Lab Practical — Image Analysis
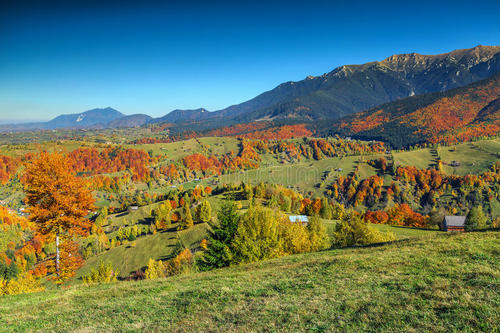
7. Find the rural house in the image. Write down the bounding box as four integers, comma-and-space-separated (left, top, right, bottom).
289, 215, 309, 224
127, 206, 139, 213
442, 216, 466, 232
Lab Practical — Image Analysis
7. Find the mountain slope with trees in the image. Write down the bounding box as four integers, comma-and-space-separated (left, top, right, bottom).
323, 73, 500, 147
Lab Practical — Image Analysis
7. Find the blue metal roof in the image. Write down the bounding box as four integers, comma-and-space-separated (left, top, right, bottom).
289, 215, 309, 223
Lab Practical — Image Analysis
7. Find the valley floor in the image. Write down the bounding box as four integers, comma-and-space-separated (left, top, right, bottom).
1, 232, 499, 332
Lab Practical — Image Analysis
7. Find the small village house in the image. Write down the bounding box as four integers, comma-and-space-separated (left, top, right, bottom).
127, 206, 139, 213
442, 216, 466, 232
289, 215, 309, 224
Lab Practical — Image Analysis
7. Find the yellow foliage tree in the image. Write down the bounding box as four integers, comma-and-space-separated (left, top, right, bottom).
23, 151, 95, 278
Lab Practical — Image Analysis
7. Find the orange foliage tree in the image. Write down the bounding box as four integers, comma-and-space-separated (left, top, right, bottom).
23, 151, 95, 280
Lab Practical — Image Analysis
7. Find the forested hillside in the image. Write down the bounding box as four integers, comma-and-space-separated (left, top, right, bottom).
325, 73, 500, 147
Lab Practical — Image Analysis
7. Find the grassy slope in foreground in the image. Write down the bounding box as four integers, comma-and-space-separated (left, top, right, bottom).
2, 232, 499, 332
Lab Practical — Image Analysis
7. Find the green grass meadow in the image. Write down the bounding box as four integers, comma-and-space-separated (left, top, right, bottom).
1, 232, 498, 332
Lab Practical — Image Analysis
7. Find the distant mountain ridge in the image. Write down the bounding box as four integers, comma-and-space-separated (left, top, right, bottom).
151, 108, 211, 124
1, 45, 499, 133
46, 107, 124, 128
0, 107, 125, 132
135, 45, 500, 124
0, 107, 209, 132
221, 45, 500, 122
108, 114, 152, 128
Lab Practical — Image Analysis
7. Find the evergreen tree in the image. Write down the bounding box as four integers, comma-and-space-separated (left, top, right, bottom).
465, 206, 488, 231
196, 200, 212, 223
153, 201, 172, 229
429, 207, 446, 230
178, 205, 194, 230
198, 202, 240, 271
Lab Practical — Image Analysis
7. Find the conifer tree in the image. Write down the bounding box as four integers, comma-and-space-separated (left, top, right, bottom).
178, 205, 194, 230
198, 202, 240, 270
196, 200, 212, 223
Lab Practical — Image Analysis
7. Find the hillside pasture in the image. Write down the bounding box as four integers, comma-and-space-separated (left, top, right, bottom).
438, 142, 498, 175
2, 232, 498, 332
77, 222, 209, 279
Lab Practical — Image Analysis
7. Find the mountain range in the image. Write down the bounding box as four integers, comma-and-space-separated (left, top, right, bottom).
216, 45, 500, 122
1, 45, 499, 135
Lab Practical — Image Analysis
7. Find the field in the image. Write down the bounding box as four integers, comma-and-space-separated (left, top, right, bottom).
77, 190, 248, 279
1, 232, 498, 332
438, 141, 499, 175
391, 139, 500, 176
76, 222, 209, 279
370, 224, 438, 239
211, 138, 499, 195
77, 203, 438, 279
126, 137, 241, 161
217, 154, 381, 195
393, 148, 435, 170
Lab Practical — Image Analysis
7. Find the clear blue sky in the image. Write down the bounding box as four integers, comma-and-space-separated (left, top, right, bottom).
1, 0, 499, 121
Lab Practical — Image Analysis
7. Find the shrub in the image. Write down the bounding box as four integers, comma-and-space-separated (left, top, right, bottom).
145, 249, 194, 279
233, 205, 285, 264
145, 258, 165, 280
332, 213, 395, 248
0, 273, 43, 296
465, 206, 488, 231
82, 261, 119, 285
165, 249, 194, 276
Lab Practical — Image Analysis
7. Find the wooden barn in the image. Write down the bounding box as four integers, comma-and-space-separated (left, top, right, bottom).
442, 216, 466, 232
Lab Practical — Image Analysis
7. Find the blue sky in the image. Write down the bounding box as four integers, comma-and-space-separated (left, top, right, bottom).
1, 0, 499, 121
